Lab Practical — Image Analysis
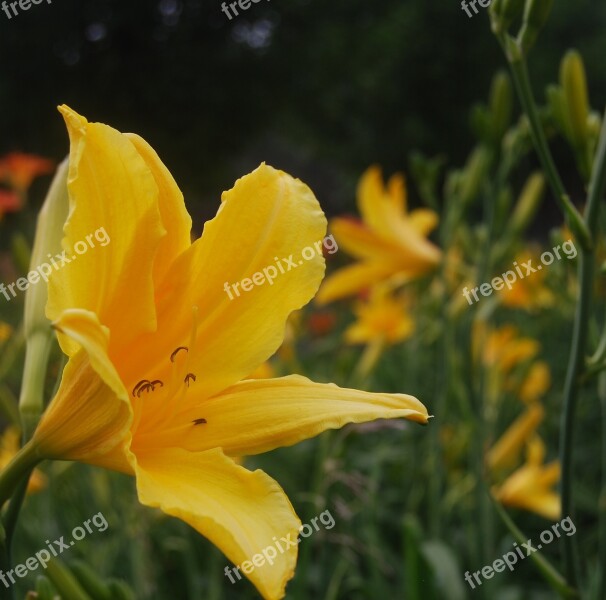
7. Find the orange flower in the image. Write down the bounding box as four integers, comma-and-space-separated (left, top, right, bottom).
0, 189, 22, 217
0, 152, 54, 193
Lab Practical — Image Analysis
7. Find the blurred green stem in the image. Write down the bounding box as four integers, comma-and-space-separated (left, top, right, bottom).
559, 105, 606, 586
0, 440, 41, 508
598, 371, 606, 600
502, 39, 590, 249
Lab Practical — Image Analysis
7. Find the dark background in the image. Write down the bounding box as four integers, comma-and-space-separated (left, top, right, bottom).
1, 0, 605, 224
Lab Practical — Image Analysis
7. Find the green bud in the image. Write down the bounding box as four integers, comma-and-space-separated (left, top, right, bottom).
546, 84, 573, 141
510, 172, 545, 234
19, 158, 68, 437
489, 71, 513, 140
490, 0, 525, 34
35, 575, 58, 600
459, 146, 492, 206
518, 0, 554, 53
71, 561, 113, 600
560, 50, 591, 150
45, 559, 94, 600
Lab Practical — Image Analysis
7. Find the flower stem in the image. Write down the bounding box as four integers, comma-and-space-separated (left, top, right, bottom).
559, 105, 606, 586
0, 440, 41, 508
505, 42, 591, 250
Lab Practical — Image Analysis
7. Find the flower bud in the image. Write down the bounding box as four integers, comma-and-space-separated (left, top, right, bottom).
560, 50, 590, 151
518, 0, 554, 53
490, 0, 525, 34
489, 71, 513, 140
510, 172, 545, 235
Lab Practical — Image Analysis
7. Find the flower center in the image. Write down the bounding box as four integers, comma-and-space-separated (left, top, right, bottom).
130, 306, 206, 435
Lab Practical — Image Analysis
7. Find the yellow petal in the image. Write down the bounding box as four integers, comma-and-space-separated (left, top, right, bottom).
486, 404, 544, 472
134, 447, 300, 600
122, 164, 327, 400
387, 172, 407, 213
408, 208, 439, 236
330, 217, 405, 260
125, 133, 192, 284
34, 309, 132, 468
134, 375, 429, 456
315, 261, 401, 305
47, 106, 165, 357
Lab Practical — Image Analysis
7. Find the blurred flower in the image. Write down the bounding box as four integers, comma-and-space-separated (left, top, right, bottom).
476, 323, 539, 375
0, 428, 46, 494
492, 435, 561, 520
518, 361, 551, 403
0, 152, 54, 194
316, 166, 441, 304
0, 321, 12, 343
498, 250, 554, 311
486, 403, 544, 472
345, 286, 414, 346
307, 310, 337, 337
32, 107, 429, 600
0, 189, 22, 218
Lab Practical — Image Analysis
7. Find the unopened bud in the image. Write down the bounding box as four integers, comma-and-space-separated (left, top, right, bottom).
489, 71, 513, 140
560, 50, 591, 150
490, 0, 525, 34
510, 172, 545, 234
518, 0, 555, 53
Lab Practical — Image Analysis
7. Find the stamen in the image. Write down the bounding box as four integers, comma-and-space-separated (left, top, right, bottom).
170, 347, 189, 363
133, 380, 151, 397
193, 418, 207, 425
150, 380, 164, 391
185, 373, 197, 387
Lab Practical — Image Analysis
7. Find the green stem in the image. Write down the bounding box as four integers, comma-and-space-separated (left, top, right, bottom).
559, 105, 606, 587
598, 372, 606, 600
505, 45, 590, 249
0, 441, 41, 508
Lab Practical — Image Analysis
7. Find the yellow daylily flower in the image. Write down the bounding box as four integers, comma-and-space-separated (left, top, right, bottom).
492, 436, 561, 520
0, 428, 46, 494
486, 403, 544, 472
31, 107, 429, 600
316, 166, 441, 304
481, 324, 539, 374
518, 361, 551, 404
344, 287, 414, 346
498, 251, 555, 311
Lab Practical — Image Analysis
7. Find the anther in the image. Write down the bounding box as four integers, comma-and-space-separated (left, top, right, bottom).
150, 380, 164, 391
132, 380, 151, 397
185, 373, 197, 387
193, 418, 207, 426
170, 347, 189, 363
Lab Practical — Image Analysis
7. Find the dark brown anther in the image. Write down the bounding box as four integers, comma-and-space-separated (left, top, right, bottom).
150, 380, 164, 391
132, 380, 151, 397
170, 347, 189, 363
193, 418, 207, 425
184, 373, 197, 387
